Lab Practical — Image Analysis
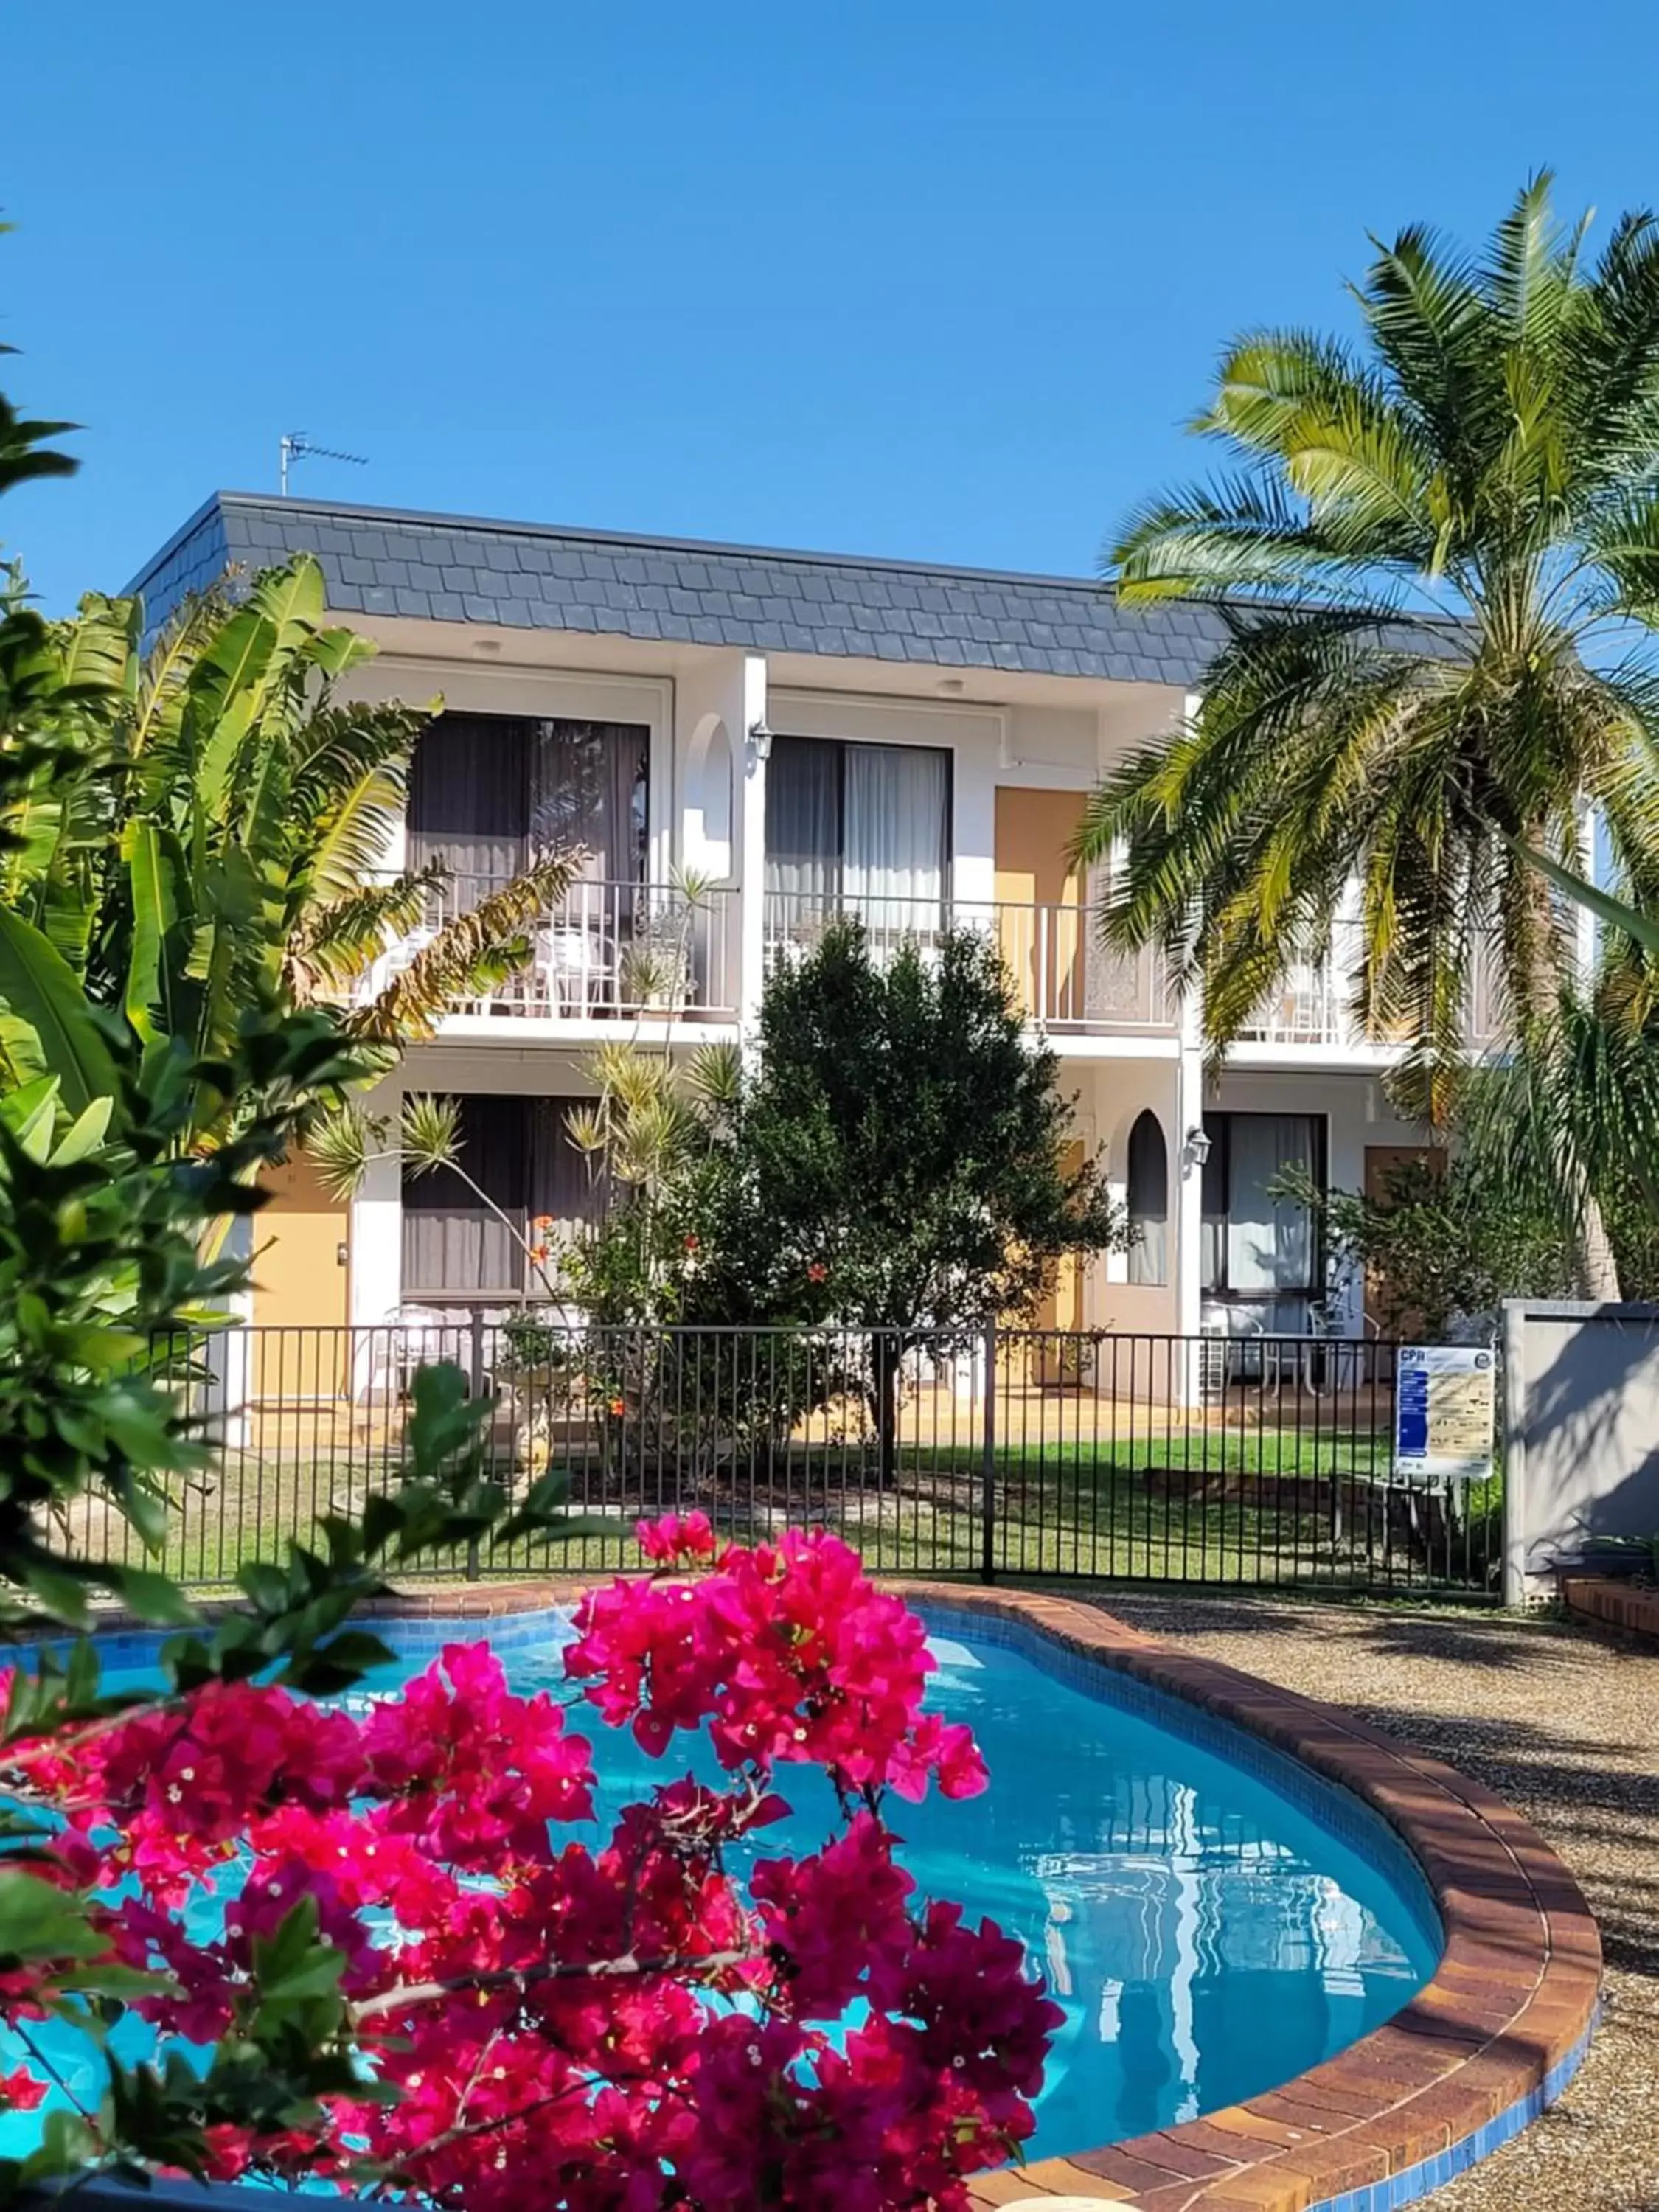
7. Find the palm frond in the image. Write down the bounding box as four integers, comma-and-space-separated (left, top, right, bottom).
348, 852, 579, 1041
306, 1107, 385, 1203
285, 863, 448, 998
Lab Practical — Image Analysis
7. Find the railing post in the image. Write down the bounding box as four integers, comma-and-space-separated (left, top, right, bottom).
466, 1307, 486, 1582
980, 1320, 998, 1585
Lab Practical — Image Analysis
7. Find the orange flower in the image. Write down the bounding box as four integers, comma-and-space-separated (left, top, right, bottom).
529, 1242, 550, 1264
807, 1260, 828, 1284
608, 1397, 627, 1419
532, 1214, 555, 1231
683, 1233, 700, 1253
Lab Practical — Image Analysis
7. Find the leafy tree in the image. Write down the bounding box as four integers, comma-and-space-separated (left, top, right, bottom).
695, 921, 1122, 1484
1077, 173, 1659, 1296
0, 310, 619, 2194
1283, 1153, 1573, 1341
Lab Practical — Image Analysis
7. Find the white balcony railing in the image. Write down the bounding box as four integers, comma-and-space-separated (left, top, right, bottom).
356, 876, 739, 1023
1238, 919, 1509, 1051
761, 891, 1175, 1034
345, 874, 1510, 1051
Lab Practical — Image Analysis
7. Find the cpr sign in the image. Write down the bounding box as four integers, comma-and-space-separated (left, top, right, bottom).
1394, 1345, 1496, 1484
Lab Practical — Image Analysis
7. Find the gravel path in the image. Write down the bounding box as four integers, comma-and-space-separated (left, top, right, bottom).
1093, 1593, 1659, 2212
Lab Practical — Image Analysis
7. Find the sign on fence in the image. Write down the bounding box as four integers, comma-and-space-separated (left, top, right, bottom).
1394, 1345, 1496, 1483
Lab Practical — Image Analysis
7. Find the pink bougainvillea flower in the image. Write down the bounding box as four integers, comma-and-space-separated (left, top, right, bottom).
0, 2068, 46, 2112
4, 1529, 1058, 2209
634, 1509, 717, 1565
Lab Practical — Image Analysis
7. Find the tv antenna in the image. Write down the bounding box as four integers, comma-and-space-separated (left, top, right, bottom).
279, 431, 368, 498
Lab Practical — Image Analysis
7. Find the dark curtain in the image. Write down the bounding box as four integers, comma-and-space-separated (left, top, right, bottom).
763, 736, 841, 907
530, 722, 649, 886
401, 1095, 528, 1298
1126, 1110, 1169, 1286
407, 716, 531, 905
531, 1103, 608, 1230
402, 1096, 605, 1299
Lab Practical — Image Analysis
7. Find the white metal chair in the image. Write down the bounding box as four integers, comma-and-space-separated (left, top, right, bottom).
359, 923, 438, 1010
536, 922, 617, 1015
352, 1304, 452, 1410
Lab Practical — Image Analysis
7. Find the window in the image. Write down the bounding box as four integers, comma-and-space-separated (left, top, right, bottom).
1200, 1113, 1324, 1325
764, 736, 950, 927
408, 714, 648, 906
400, 1095, 603, 1301
1125, 1110, 1168, 1285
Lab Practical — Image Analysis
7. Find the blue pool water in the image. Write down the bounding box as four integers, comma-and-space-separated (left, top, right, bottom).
6, 1610, 1440, 2171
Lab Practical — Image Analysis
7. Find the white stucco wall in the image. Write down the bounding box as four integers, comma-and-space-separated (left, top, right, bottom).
320, 625, 1413, 1352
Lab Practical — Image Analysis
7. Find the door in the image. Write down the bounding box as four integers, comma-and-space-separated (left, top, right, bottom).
1363, 1144, 1440, 1340
1031, 1139, 1087, 1385
252, 1152, 350, 1397
994, 788, 1086, 1022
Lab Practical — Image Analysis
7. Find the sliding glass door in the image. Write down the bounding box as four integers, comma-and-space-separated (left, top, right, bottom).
400, 1095, 604, 1303
1200, 1112, 1324, 1335
408, 714, 648, 908
764, 736, 949, 932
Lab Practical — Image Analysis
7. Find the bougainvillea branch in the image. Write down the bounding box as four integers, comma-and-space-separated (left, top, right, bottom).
0, 1519, 1060, 2210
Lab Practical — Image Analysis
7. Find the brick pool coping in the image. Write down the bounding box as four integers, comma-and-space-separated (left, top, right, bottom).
1560, 1572, 1659, 1644
900, 1588, 1600, 2212
74, 1576, 1601, 2212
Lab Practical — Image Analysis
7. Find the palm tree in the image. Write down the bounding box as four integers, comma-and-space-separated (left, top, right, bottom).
0, 555, 575, 1140
1077, 173, 1659, 1296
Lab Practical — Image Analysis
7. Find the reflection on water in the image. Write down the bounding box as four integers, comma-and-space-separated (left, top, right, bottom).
908, 1634, 1436, 2152
0, 1624, 1437, 2169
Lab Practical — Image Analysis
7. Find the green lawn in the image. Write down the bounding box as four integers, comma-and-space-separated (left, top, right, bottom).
70, 1425, 1492, 1599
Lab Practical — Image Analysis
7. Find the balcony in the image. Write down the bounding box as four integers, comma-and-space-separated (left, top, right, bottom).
761, 892, 1175, 1036
1237, 920, 1508, 1053
356, 875, 740, 1025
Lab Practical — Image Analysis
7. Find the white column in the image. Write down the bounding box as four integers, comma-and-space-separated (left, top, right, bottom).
1171, 691, 1208, 1397
674, 651, 767, 1035
350, 1094, 404, 1331
1173, 1041, 1207, 1343
736, 653, 769, 1038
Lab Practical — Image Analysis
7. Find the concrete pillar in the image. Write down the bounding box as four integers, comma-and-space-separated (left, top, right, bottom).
1170, 691, 1208, 1400
674, 651, 768, 1034
735, 653, 769, 1038
349, 1091, 404, 1331
1173, 1042, 1208, 1340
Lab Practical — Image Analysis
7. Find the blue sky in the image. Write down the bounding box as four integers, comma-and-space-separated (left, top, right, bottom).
5, 1, 1658, 611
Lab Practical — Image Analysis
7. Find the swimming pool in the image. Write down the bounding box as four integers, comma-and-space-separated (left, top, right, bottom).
4, 1602, 1440, 2174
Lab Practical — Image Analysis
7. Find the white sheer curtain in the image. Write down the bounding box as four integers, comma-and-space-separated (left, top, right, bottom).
1225, 1116, 1315, 1292
843, 745, 947, 925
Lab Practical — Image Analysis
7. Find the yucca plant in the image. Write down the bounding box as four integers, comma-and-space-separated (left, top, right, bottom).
1078, 173, 1659, 1296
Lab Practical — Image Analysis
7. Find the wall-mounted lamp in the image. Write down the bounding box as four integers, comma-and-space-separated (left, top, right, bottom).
747, 717, 773, 763
1183, 1124, 1212, 1170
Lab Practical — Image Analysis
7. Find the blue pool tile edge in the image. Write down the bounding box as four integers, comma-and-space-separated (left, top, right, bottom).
1304, 2012, 1596, 2212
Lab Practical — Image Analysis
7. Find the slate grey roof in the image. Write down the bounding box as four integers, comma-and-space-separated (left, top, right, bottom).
129, 494, 1236, 686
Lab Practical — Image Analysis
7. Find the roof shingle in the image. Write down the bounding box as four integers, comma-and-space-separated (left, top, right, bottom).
128, 494, 1231, 686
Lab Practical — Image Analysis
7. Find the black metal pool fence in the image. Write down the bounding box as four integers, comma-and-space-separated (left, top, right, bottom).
72, 1322, 1500, 1596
